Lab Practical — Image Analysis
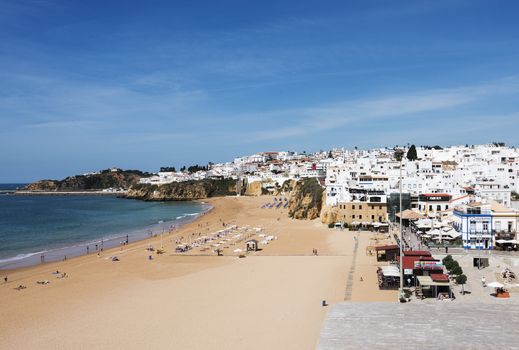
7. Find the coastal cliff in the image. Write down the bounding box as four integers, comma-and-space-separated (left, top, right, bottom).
287, 178, 324, 220
320, 203, 338, 225
124, 178, 237, 201
24, 169, 146, 192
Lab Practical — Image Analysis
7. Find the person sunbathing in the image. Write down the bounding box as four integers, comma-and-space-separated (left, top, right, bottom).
15, 285, 27, 290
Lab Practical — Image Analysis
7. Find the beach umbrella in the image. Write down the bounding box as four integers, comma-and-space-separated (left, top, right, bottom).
486, 282, 504, 288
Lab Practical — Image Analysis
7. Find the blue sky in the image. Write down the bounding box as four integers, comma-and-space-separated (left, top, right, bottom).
1, 0, 519, 182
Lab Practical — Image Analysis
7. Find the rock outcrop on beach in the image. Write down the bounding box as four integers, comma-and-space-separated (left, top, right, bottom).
245, 179, 295, 196
124, 178, 237, 201
275, 179, 296, 196
24, 169, 146, 191
320, 202, 338, 225
287, 178, 324, 220
245, 181, 264, 196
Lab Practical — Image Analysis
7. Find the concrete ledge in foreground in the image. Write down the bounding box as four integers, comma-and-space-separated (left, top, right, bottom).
317, 302, 519, 350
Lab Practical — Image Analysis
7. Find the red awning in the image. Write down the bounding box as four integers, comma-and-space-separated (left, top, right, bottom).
376, 244, 399, 251
403, 250, 432, 257
430, 273, 449, 282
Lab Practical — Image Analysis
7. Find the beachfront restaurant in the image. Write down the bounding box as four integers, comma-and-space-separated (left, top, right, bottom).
245, 239, 259, 252
377, 265, 400, 290
416, 274, 452, 299
375, 244, 400, 262
401, 251, 443, 286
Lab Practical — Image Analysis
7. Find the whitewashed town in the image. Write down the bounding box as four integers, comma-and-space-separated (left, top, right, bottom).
140, 143, 519, 252
136, 142, 519, 312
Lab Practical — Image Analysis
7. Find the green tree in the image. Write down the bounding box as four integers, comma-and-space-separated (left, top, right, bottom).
442, 255, 453, 266
456, 274, 467, 295
450, 265, 463, 276
394, 148, 405, 162
444, 259, 455, 271
407, 144, 418, 161
447, 260, 459, 271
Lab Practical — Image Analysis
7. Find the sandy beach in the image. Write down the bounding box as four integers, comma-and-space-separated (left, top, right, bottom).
0, 195, 396, 349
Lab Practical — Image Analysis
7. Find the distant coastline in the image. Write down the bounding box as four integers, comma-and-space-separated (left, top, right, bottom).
13, 190, 126, 196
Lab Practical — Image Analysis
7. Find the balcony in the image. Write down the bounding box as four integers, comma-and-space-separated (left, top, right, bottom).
494, 231, 517, 240
468, 230, 492, 238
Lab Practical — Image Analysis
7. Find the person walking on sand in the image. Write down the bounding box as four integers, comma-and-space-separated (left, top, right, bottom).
4, 276, 7, 283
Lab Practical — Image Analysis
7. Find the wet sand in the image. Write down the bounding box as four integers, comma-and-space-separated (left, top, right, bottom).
0, 195, 396, 349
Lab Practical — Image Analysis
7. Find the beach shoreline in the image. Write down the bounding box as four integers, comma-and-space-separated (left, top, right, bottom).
0, 198, 213, 271
0, 195, 396, 350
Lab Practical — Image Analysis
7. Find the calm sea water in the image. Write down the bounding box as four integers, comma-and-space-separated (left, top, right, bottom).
0, 185, 210, 269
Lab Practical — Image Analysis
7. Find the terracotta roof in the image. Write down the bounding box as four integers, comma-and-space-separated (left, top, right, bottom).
402, 256, 420, 270
449, 194, 470, 203
420, 256, 437, 261
396, 210, 425, 220
403, 250, 432, 257
490, 200, 512, 212
430, 273, 449, 282
375, 244, 399, 251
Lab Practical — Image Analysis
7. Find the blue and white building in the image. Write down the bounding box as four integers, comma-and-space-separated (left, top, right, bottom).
453, 201, 519, 250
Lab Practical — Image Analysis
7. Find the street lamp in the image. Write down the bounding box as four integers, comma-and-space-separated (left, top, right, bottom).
394, 148, 405, 300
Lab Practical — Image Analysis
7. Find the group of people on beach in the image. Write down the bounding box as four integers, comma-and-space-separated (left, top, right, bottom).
4, 269, 68, 292
312, 248, 319, 256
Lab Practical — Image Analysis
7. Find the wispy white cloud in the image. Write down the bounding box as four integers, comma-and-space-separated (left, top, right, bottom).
241, 76, 519, 141
24, 120, 105, 129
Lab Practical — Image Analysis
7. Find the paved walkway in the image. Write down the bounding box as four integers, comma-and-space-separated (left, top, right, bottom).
343, 236, 359, 301
317, 302, 519, 350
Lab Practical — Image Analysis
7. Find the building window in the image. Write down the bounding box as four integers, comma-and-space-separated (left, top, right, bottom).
436, 205, 441, 211
359, 215, 363, 219
352, 205, 355, 209
379, 216, 382, 222
429, 205, 433, 211
371, 215, 375, 220
359, 205, 363, 210
352, 215, 355, 219
483, 222, 489, 232
379, 206, 382, 210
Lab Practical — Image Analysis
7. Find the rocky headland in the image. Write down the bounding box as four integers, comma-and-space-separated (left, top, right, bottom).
124, 178, 237, 201
23, 169, 146, 192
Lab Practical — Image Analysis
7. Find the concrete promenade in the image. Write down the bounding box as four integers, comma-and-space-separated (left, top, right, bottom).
317, 302, 519, 350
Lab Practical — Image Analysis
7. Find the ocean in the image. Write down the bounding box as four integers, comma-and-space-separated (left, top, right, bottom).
0, 184, 210, 269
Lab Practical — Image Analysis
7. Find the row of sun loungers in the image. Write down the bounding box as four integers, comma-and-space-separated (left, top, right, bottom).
261, 197, 288, 209
173, 225, 271, 254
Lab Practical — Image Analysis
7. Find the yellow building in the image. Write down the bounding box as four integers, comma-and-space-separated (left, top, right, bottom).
337, 202, 388, 225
